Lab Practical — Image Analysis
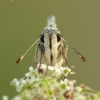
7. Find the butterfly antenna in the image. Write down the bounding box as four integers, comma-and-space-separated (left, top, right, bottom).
60, 36, 86, 62
16, 36, 41, 64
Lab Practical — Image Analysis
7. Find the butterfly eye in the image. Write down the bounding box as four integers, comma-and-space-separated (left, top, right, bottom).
57, 34, 61, 42
40, 34, 44, 43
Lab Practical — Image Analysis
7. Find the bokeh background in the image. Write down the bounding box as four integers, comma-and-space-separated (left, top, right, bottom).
0, 0, 100, 99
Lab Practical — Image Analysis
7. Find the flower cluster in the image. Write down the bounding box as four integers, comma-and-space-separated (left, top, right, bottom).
2, 65, 100, 100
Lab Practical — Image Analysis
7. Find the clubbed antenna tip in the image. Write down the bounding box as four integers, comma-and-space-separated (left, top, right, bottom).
16, 56, 24, 64
16, 36, 42, 64
80, 56, 86, 62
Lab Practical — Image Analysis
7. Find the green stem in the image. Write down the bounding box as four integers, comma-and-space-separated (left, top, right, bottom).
45, 79, 50, 100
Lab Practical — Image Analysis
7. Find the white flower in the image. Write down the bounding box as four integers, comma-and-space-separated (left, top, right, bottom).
10, 78, 18, 86
71, 65, 74, 68
29, 66, 34, 72
67, 80, 75, 87
75, 94, 86, 100
60, 80, 66, 89
55, 68, 61, 74
49, 82, 59, 92
25, 72, 31, 77
63, 78, 68, 83
65, 67, 71, 72
35, 77, 41, 81
59, 66, 64, 71
26, 76, 35, 84
2, 95, 8, 100
21, 80, 27, 85
75, 86, 82, 93
33, 79, 41, 88
63, 67, 71, 76
16, 82, 20, 86
60, 79, 70, 91
53, 68, 61, 76
11, 95, 22, 100
15, 82, 22, 92
48, 66, 65, 77
48, 66, 54, 71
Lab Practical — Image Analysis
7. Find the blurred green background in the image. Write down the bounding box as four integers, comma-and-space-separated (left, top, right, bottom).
0, 0, 100, 99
